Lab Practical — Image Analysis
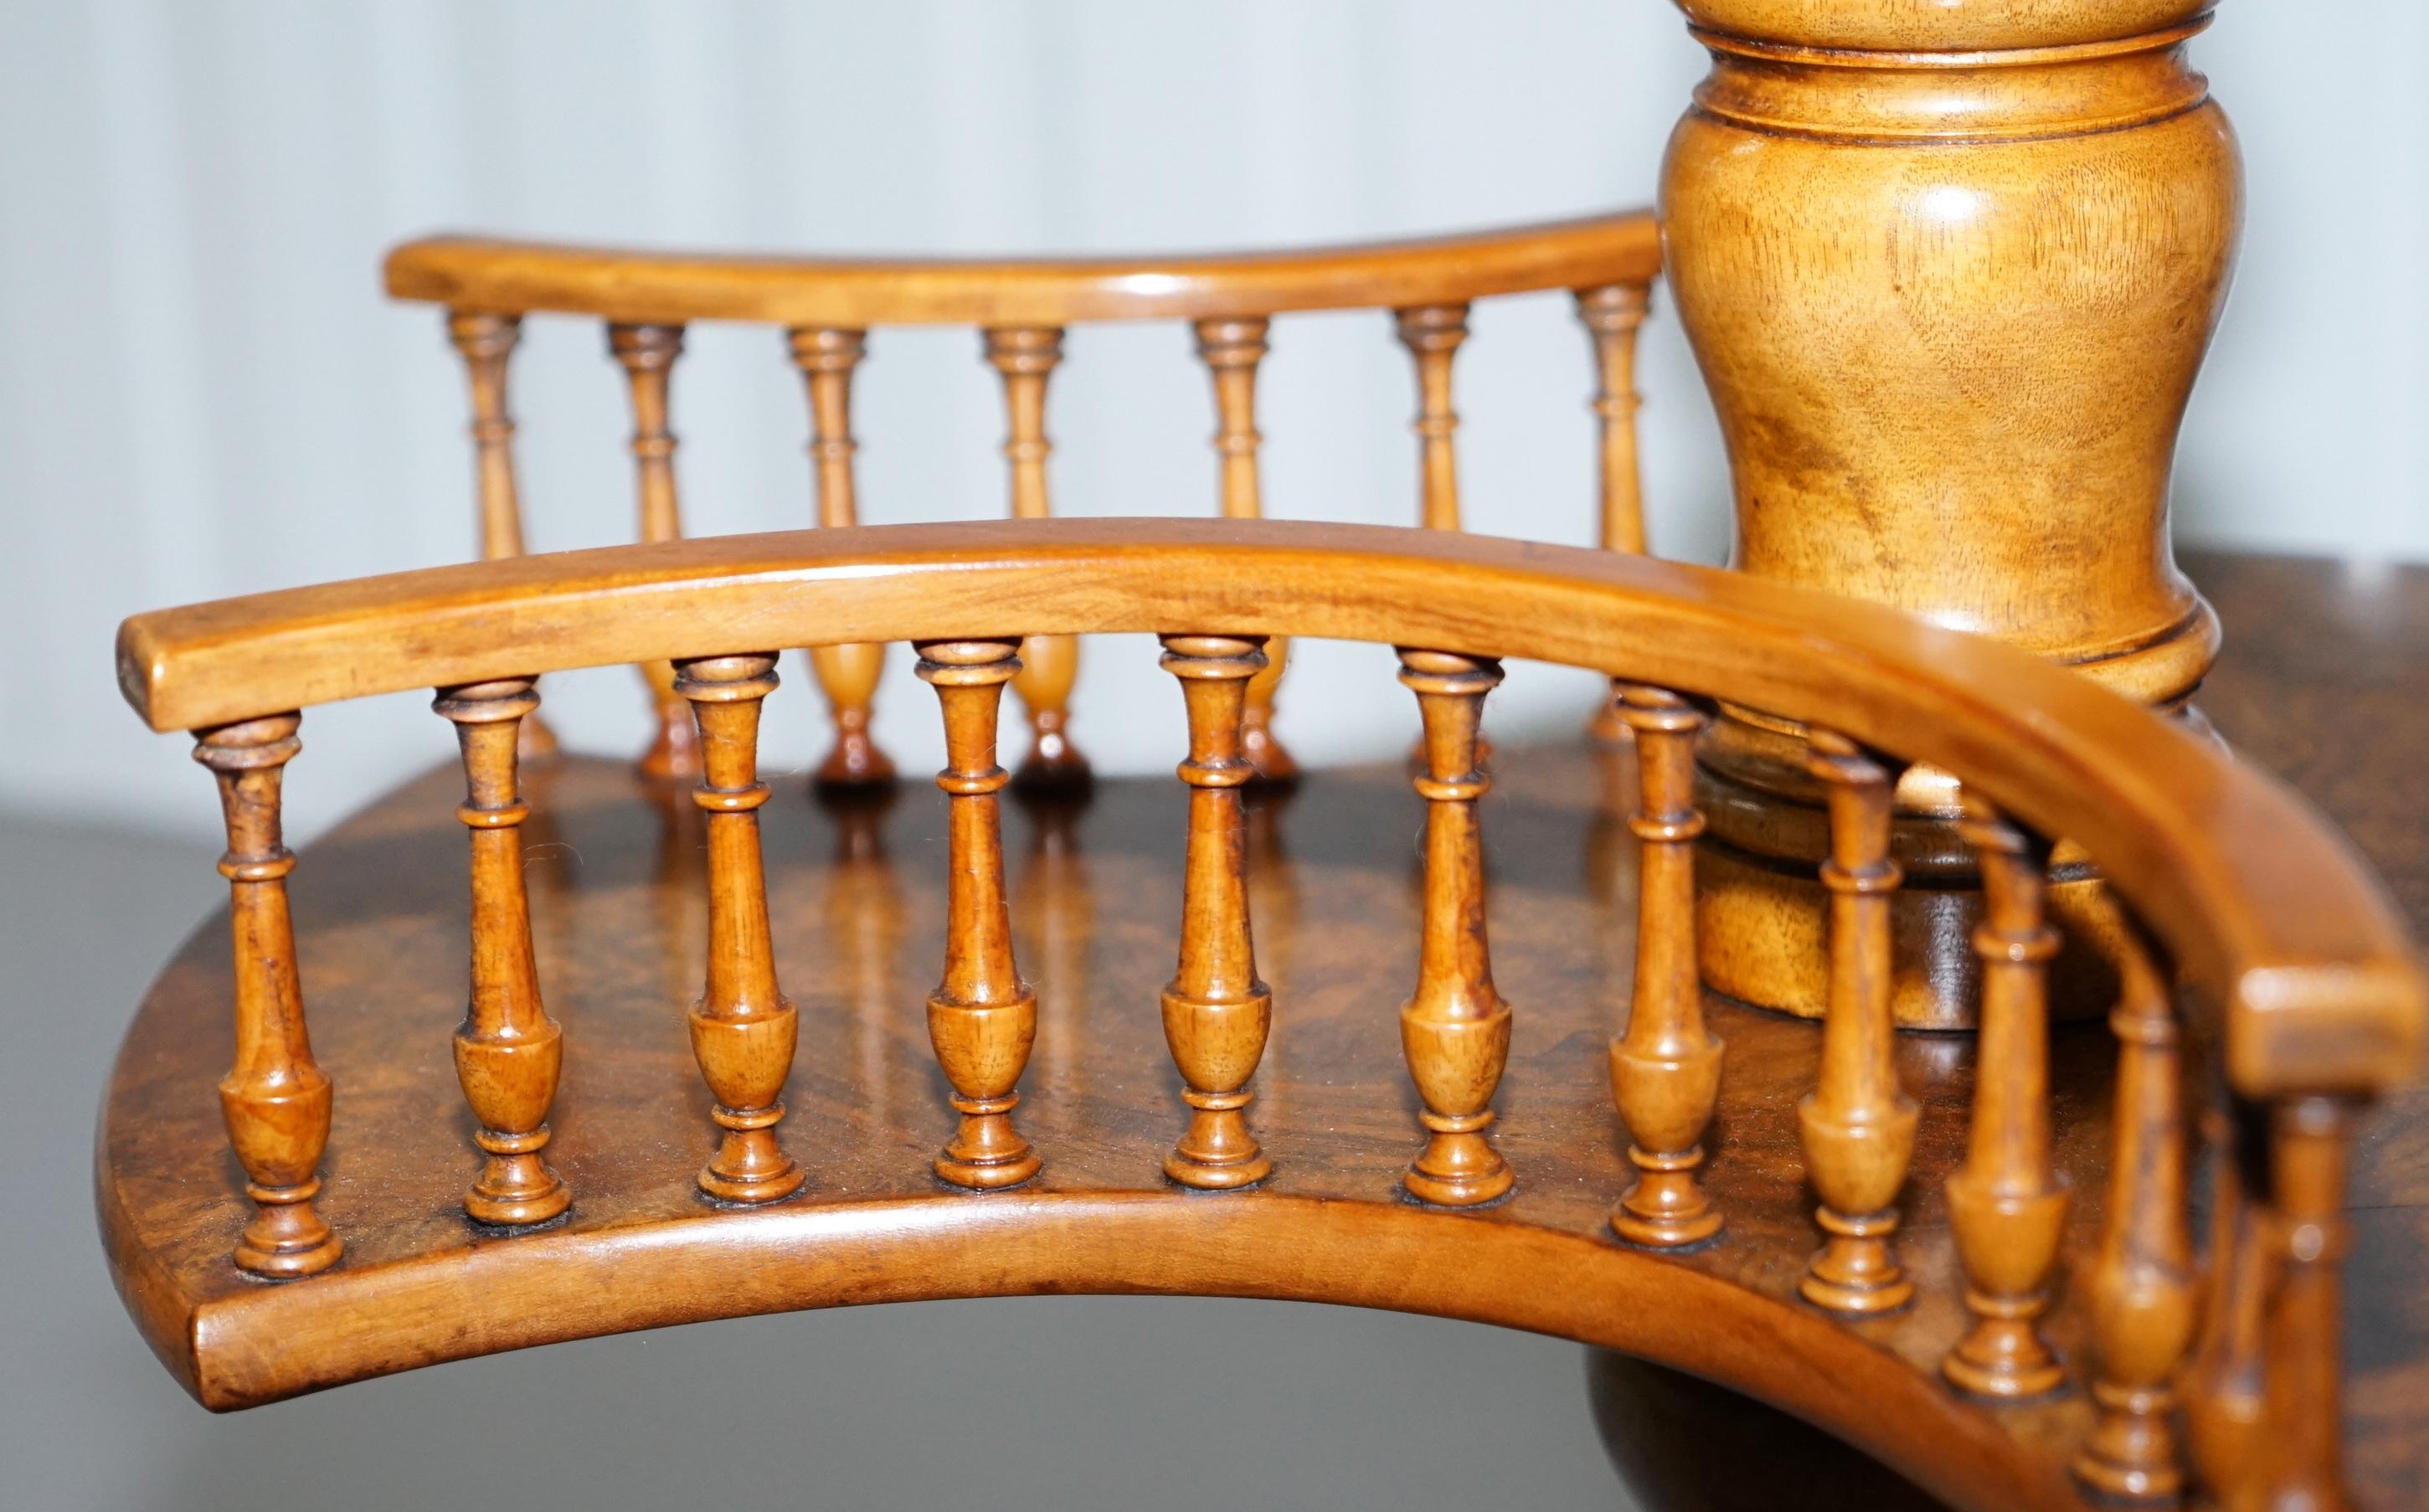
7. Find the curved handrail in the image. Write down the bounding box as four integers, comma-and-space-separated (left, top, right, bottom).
116, 517, 2422, 1097
383, 210, 1660, 327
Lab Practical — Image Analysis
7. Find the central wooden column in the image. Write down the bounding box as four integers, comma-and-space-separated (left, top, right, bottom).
1662, 0, 2241, 1026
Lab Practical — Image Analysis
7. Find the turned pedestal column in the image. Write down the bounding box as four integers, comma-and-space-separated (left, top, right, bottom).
1662, 0, 2241, 1026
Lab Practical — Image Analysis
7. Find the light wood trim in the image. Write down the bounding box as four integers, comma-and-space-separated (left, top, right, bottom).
115, 517, 2424, 1098
385, 211, 1659, 329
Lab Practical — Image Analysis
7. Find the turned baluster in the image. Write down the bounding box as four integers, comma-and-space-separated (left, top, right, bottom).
1193, 316, 1296, 784
982, 327, 1088, 791
434, 678, 569, 1227
611, 321, 700, 783
1397, 648, 1513, 1206
673, 654, 804, 1203
444, 311, 557, 760
789, 327, 895, 789
194, 714, 341, 1277
1608, 687, 1721, 1246
1797, 729, 1917, 1313
915, 638, 1042, 1187
2185, 1103, 2271, 1500
1157, 635, 1275, 1189
446, 311, 531, 563
1394, 305, 1469, 532
1577, 285, 1650, 748
2075, 932, 2195, 1501
2257, 1097, 2356, 1509
1943, 797, 2068, 1394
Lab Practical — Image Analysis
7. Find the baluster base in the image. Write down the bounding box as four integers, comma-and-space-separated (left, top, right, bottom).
698, 1106, 807, 1205
1799, 1208, 1914, 1315
1612, 1147, 1722, 1248
465, 1127, 571, 1228
1160, 983, 1272, 1189
936, 1093, 1042, 1190
1166, 1098, 1272, 1191
1240, 708, 1299, 786
234, 1178, 343, 1279
2073, 1382, 2184, 1503
1014, 716, 1092, 795
637, 698, 702, 785
1403, 1113, 1512, 1207
1943, 1300, 2066, 1400
815, 727, 897, 790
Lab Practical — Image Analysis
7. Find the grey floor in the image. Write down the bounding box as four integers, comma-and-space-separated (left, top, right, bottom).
2, 810, 1654, 1511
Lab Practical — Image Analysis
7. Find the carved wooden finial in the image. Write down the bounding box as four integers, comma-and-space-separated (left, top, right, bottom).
1396, 647, 1512, 1206
1944, 796, 2068, 1395
610, 321, 701, 784
193, 713, 341, 1278
434, 677, 569, 1227
1608, 686, 1722, 1247
1393, 303, 1469, 532
915, 638, 1042, 1188
1156, 635, 1274, 1189
1796, 728, 1917, 1313
788, 327, 895, 790
672, 653, 804, 1204
1192, 316, 1297, 785
981, 327, 1088, 794
1577, 284, 1652, 749
2076, 931, 2195, 1502
443, 311, 556, 760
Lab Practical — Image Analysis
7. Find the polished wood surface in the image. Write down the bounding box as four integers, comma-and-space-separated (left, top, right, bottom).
114, 521, 2421, 1100
915, 639, 1042, 1189
433, 677, 569, 1227
393, 212, 1661, 797
384, 212, 1659, 327
1396, 648, 1514, 1206
102, 540, 2426, 1510
673, 654, 804, 1205
189, 714, 339, 1278
1155, 634, 1273, 1190
1665, 2, 2241, 1028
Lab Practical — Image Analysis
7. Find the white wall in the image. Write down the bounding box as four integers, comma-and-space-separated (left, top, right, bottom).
2, 1, 2420, 840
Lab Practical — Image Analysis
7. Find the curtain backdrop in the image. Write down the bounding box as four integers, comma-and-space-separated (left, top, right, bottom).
4, 1, 2418, 836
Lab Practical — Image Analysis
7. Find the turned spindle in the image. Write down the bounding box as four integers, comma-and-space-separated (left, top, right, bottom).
1797, 729, 1917, 1314
2075, 933, 2195, 1501
673, 653, 804, 1204
2185, 1104, 2271, 1500
982, 327, 1088, 792
1397, 648, 1513, 1206
444, 311, 556, 759
610, 321, 700, 783
2258, 1097, 2356, 1511
915, 638, 1042, 1188
1943, 797, 2068, 1395
1394, 305, 1469, 532
1577, 285, 1651, 749
1193, 316, 1297, 785
434, 678, 569, 1227
194, 714, 341, 1278
1157, 634, 1275, 1190
1608, 687, 1721, 1247
789, 327, 895, 789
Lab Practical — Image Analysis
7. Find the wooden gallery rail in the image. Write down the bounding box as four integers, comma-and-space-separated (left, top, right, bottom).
383, 211, 1662, 788
107, 521, 2420, 1512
